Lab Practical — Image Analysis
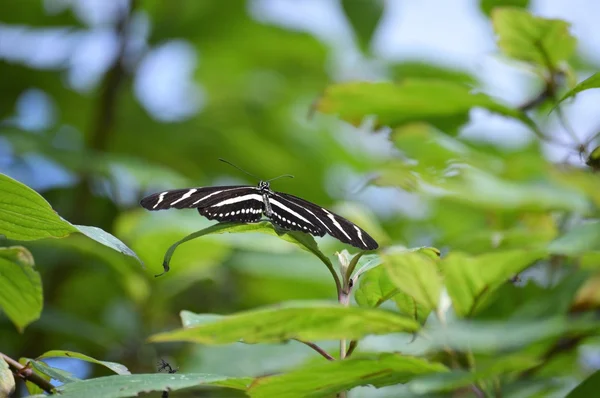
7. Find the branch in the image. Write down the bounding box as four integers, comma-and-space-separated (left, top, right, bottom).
294, 340, 334, 361
345, 340, 358, 357
0, 352, 55, 394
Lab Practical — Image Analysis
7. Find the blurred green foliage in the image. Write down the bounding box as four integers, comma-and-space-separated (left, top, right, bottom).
2, 1, 600, 397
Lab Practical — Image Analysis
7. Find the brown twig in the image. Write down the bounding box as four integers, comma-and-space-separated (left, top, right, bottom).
295, 340, 335, 361
0, 352, 55, 394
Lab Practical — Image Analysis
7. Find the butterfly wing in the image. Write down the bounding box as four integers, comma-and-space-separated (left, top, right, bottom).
270, 192, 378, 250
140, 186, 264, 223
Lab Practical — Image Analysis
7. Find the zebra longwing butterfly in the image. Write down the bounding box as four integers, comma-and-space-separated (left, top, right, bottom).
140, 180, 378, 251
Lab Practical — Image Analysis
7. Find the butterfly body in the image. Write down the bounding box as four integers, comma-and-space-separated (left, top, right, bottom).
140, 181, 378, 250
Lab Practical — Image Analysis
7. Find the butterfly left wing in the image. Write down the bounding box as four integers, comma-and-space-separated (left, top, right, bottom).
141, 186, 249, 210
270, 192, 378, 250
199, 188, 264, 223
141, 185, 264, 223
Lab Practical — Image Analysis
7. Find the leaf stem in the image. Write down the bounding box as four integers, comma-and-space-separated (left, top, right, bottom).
0, 352, 55, 394
295, 340, 334, 361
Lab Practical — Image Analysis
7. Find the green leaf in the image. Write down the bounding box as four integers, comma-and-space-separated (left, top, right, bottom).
74, 225, 143, 266
316, 80, 538, 135
384, 251, 442, 311
160, 221, 333, 275
423, 316, 599, 352
19, 357, 51, 396
556, 73, 600, 107
566, 370, 600, 397
440, 168, 590, 213
0, 356, 15, 398
480, 0, 529, 17
0, 173, 141, 264
149, 301, 418, 345
354, 262, 397, 308
0, 246, 42, 331
180, 311, 223, 327
341, 0, 384, 52
354, 251, 433, 323
548, 221, 600, 256
408, 354, 539, 394
393, 292, 432, 325
248, 353, 448, 398
492, 7, 575, 67
0, 172, 77, 240
391, 62, 476, 85
27, 359, 80, 383
36, 351, 130, 375
54, 373, 251, 398
477, 273, 588, 320
442, 250, 544, 317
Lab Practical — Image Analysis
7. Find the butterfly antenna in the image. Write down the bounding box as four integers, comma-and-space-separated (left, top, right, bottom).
267, 174, 294, 183
219, 158, 261, 180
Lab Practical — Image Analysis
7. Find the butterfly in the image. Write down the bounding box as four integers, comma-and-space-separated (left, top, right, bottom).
140, 178, 378, 250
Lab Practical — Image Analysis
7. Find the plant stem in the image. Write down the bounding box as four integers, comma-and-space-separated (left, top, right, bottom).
295, 340, 334, 361
0, 352, 55, 394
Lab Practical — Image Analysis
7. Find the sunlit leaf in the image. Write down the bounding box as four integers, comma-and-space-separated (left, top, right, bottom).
316, 80, 538, 134
0, 356, 15, 398
391, 61, 476, 85
0, 174, 142, 264
36, 351, 130, 375
354, 262, 396, 308
442, 250, 544, 317
248, 353, 448, 398
0, 173, 77, 240
480, 0, 529, 17
492, 7, 575, 67
354, 248, 437, 323
384, 251, 442, 311
555, 73, 600, 107
180, 311, 223, 328
149, 301, 418, 345
54, 373, 251, 398
0, 246, 42, 332
341, 0, 383, 53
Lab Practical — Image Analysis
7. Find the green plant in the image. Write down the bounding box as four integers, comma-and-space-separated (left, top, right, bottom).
4, 3, 600, 398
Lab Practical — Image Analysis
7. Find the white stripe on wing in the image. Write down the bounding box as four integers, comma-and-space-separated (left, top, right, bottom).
170, 188, 198, 205
269, 198, 315, 226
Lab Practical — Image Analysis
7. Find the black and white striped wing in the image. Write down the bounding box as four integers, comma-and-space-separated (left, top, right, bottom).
140, 186, 264, 223
269, 192, 378, 250
199, 188, 264, 223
